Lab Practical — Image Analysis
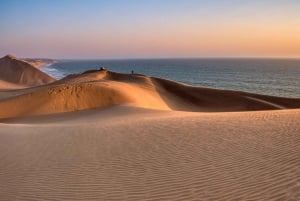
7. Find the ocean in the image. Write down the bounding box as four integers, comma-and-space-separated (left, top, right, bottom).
42, 58, 300, 98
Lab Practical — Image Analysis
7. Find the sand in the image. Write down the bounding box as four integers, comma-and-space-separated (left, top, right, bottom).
0, 55, 55, 88
0, 69, 299, 119
22, 58, 56, 69
0, 61, 300, 200
1, 107, 300, 200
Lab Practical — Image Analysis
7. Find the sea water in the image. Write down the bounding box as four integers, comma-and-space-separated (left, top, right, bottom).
41, 58, 300, 98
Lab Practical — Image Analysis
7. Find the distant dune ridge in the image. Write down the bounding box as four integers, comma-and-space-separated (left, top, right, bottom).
0, 54, 55, 88
23, 57, 57, 69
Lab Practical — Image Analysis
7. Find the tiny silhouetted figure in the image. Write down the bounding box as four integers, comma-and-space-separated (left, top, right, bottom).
100, 67, 106, 71
131, 70, 134, 74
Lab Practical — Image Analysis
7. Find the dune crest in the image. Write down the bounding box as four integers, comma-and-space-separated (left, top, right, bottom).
0, 69, 299, 119
0, 54, 55, 88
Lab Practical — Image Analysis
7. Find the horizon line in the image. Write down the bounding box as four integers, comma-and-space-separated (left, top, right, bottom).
55, 56, 300, 61
2, 54, 300, 60
29, 56, 300, 61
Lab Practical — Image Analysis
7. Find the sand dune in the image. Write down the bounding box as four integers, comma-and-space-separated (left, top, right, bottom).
1, 65, 300, 200
0, 80, 26, 89
0, 54, 55, 88
0, 107, 300, 200
22, 58, 56, 69
0, 69, 299, 119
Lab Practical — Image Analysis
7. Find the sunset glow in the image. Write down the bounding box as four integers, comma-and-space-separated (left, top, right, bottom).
1, 0, 300, 58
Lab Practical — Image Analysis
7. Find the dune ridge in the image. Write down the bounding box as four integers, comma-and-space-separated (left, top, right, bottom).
22, 58, 56, 69
0, 54, 55, 88
0, 69, 299, 119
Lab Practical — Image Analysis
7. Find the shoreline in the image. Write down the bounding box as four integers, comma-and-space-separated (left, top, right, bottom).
24, 58, 300, 98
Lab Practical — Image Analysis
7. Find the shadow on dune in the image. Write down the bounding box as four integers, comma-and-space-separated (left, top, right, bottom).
0, 69, 300, 119
151, 77, 300, 112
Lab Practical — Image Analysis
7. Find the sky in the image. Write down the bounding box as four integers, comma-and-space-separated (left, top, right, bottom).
0, 0, 300, 59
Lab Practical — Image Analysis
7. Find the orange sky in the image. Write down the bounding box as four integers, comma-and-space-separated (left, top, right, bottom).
1, 0, 300, 58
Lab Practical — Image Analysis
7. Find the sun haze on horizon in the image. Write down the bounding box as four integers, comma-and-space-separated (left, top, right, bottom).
0, 0, 300, 59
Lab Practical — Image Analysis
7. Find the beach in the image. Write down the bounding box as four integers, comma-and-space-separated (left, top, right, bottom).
0, 55, 300, 200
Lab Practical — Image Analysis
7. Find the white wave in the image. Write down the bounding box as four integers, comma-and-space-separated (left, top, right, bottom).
41, 64, 65, 80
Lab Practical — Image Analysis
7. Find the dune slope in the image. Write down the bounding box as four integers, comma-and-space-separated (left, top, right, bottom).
0, 67, 300, 200
152, 77, 300, 111
0, 69, 299, 119
0, 54, 55, 88
22, 58, 56, 69
0, 107, 299, 200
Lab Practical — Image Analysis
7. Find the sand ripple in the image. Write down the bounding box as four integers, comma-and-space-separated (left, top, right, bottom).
0, 109, 299, 200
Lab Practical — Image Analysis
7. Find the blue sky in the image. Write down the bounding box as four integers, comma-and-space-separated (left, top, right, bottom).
1, 0, 300, 58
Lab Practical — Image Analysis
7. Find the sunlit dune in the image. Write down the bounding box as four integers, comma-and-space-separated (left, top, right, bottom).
0, 68, 300, 119
0, 55, 299, 200
1, 0, 300, 199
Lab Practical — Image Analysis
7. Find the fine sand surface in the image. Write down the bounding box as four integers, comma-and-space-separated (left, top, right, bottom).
0, 62, 300, 200
0, 107, 300, 200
